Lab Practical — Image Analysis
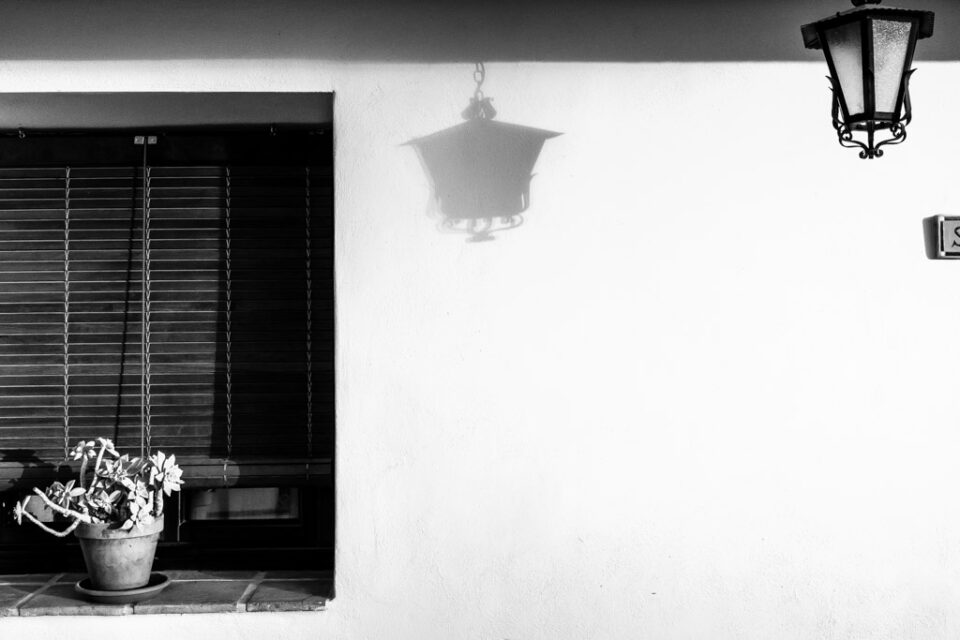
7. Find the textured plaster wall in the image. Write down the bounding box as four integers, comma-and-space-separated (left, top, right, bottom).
3, 31, 960, 640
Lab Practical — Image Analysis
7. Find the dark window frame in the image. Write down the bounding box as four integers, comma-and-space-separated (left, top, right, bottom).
0, 119, 334, 573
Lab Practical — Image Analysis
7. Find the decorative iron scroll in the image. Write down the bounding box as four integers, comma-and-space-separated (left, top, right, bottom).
829, 72, 913, 159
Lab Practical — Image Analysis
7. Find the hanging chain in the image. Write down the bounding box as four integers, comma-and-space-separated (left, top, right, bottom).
62, 167, 71, 459
225, 168, 233, 462
305, 167, 314, 464
140, 159, 153, 457
462, 62, 497, 121
473, 62, 486, 101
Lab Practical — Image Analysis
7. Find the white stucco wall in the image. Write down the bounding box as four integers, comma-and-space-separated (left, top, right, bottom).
3, 56, 960, 639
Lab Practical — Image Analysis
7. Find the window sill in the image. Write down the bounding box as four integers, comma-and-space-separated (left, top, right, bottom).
0, 570, 332, 616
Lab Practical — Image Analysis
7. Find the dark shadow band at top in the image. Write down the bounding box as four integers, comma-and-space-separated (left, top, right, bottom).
0, 0, 958, 63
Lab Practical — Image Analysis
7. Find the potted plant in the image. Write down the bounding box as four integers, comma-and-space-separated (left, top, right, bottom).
11, 438, 183, 592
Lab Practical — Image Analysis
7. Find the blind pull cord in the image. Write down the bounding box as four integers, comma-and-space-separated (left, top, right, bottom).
305, 166, 313, 474
62, 167, 71, 459
224, 167, 233, 485
138, 138, 154, 458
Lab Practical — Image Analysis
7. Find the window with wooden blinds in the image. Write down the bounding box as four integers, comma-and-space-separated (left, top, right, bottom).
0, 130, 333, 490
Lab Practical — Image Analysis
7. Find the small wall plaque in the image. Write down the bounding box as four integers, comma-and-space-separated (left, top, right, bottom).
923, 216, 960, 259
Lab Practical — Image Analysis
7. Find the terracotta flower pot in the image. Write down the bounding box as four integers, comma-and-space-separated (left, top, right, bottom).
75, 518, 163, 591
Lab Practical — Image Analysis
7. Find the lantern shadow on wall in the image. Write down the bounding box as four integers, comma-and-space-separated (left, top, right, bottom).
406, 64, 561, 242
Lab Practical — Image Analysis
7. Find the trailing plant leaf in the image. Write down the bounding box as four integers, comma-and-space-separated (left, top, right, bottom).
70, 440, 98, 462
150, 451, 184, 496
10, 439, 184, 535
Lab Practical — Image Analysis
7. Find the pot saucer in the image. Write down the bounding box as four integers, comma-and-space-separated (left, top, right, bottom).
74, 572, 170, 604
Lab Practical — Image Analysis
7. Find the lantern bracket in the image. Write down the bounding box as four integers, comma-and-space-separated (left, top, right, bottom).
829, 70, 914, 159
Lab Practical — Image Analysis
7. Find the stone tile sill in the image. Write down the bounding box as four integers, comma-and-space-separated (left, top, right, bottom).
0, 570, 332, 616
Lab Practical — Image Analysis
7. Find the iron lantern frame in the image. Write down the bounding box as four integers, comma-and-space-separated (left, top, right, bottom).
802, 0, 934, 158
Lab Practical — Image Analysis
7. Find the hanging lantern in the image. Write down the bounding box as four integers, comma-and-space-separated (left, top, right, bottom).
802, 0, 934, 159
407, 64, 560, 242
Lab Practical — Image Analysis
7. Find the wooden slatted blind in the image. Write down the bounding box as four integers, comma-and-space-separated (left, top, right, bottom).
0, 167, 71, 461
0, 131, 333, 485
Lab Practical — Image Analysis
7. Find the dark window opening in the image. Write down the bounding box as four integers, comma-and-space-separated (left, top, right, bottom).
0, 107, 334, 573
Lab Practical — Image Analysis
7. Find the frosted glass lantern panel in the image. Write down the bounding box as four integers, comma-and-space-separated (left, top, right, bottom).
825, 22, 865, 116
872, 19, 912, 113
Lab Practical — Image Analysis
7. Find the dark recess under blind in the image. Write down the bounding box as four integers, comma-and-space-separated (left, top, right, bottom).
0, 125, 334, 570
